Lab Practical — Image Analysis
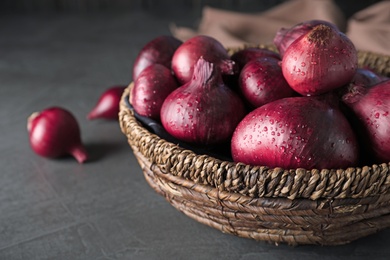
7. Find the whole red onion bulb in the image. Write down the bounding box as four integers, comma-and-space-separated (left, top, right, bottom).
88, 86, 126, 120
28, 107, 88, 163
281, 24, 358, 96
231, 97, 359, 169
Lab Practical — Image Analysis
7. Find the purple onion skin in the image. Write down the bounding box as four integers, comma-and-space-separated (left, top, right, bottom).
239, 57, 295, 108
231, 97, 359, 169
28, 107, 88, 163
350, 68, 383, 88
161, 57, 246, 146
231, 47, 280, 70
274, 20, 339, 57
131, 64, 179, 120
132, 35, 182, 81
87, 86, 126, 120
282, 24, 358, 96
342, 79, 390, 163
335, 69, 383, 115
171, 35, 238, 84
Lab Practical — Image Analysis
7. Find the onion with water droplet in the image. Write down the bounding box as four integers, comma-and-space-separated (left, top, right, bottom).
274, 20, 339, 57
231, 97, 359, 169
131, 64, 179, 120
171, 35, 238, 84
281, 24, 358, 96
239, 57, 295, 108
342, 79, 390, 163
161, 57, 246, 145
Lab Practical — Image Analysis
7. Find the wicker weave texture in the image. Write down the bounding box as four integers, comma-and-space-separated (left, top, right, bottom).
135, 148, 390, 245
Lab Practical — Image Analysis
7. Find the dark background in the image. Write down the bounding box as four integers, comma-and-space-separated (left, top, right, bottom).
0, 0, 382, 18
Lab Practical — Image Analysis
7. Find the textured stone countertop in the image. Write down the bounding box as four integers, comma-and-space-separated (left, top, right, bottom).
0, 8, 389, 260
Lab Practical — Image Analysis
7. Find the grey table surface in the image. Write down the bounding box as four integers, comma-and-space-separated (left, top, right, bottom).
1, 8, 390, 260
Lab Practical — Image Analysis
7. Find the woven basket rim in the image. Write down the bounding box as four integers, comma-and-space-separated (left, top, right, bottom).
119, 47, 390, 200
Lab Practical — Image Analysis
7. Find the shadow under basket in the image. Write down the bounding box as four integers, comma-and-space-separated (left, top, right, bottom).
119, 46, 390, 246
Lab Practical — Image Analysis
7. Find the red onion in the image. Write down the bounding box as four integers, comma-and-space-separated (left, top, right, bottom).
231, 47, 280, 70
349, 68, 382, 88
274, 20, 339, 57
160, 57, 246, 145
239, 57, 295, 108
171, 35, 237, 84
336, 69, 383, 108
342, 79, 390, 163
361, 67, 389, 82
231, 97, 359, 169
88, 86, 126, 120
132, 35, 182, 81
28, 107, 88, 163
281, 24, 358, 96
131, 64, 179, 120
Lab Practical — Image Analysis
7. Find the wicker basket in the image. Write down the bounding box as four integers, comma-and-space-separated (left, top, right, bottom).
119, 46, 390, 246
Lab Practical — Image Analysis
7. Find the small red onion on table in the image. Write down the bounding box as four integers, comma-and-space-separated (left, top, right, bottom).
231, 97, 359, 169
160, 57, 246, 146
131, 64, 179, 120
28, 107, 88, 163
88, 86, 126, 120
281, 24, 358, 96
171, 35, 238, 84
132, 35, 182, 81
342, 79, 390, 163
274, 20, 339, 57
239, 57, 295, 108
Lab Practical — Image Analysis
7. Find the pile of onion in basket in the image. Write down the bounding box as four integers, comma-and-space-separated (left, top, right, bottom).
130, 20, 390, 171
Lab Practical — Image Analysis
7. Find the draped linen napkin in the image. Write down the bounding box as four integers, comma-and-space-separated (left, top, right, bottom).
171, 0, 390, 56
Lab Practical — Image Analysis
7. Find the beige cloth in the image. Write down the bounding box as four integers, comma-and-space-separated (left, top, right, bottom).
171, 0, 390, 56
347, 1, 390, 56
